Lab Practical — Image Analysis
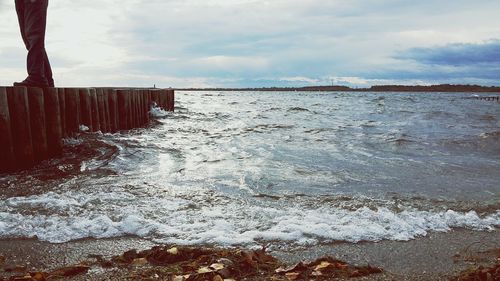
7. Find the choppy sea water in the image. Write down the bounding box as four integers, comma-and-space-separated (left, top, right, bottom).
0, 91, 499, 247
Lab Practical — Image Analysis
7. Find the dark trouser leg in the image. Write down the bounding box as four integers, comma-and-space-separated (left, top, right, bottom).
43, 50, 54, 87
15, 0, 53, 86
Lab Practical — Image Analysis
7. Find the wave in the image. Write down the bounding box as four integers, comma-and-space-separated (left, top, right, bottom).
480, 131, 500, 139
287, 107, 310, 112
0, 191, 497, 246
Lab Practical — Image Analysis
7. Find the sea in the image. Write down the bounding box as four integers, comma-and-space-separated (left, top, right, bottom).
0, 91, 499, 248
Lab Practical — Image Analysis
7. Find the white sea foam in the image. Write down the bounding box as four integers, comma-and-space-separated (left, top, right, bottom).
62, 137, 83, 146
0, 190, 498, 245
79, 125, 90, 132
150, 104, 169, 117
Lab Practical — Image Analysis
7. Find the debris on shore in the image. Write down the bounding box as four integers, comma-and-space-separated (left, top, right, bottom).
0, 246, 383, 280
451, 264, 500, 281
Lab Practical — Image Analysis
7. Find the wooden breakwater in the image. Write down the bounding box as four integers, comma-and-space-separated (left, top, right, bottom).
0, 87, 174, 172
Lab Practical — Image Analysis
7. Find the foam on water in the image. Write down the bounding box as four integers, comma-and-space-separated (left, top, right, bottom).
150, 104, 170, 117
1, 91, 499, 247
0, 189, 498, 245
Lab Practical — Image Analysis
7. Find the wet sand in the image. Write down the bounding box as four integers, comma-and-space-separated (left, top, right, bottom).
0, 229, 498, 280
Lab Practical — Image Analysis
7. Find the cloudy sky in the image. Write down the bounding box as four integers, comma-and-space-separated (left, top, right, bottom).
1, 0, 499, 88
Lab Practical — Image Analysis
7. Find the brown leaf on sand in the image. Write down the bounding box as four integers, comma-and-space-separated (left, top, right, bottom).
30, 272, 47, 281
314, 261, 332, 271
275, 262, 307, 274
212, 275, 224, 281
209, 263, 225, 271
285, 272, 301, 280
197, 266, 213, 274
131, 258, 148, 266
48, 264, 90, 277
9, 275, 33, 281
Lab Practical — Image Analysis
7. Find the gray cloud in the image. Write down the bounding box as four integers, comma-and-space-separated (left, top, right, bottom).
397, 40, 500, 66
2, 0, 500, 87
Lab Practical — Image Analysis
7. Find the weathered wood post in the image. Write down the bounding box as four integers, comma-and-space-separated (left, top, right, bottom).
145, 90, 150, 120
43, 88, 63, 157
107, 89, 118, 132
7, 87, 34, 169
0, 87, 15, 172
167, 89, 175, 111
27, 87, 48, 161
129, 90, 136, 128
143, 90, 149, 124
146, 89, 152, 110
159, 89, 167, 110
64, 88, 81, 136
57, 88, 66, 137
96, 88, 108, 133
79, 88, 93, 132
117, 89, 129, 130
137, 90, 143, 125
90, 88, 100, 132
134, 90, 140, 126
151, 90, 159, 108
136, 90, 141, 125
139, 90, 145, 125
166, 89, 171, 111
103, 89, 111, 132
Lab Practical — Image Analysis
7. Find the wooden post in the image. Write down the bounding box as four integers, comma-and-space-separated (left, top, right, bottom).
144, 89, 150, 124
27, 87, 48, 162
57, 88, 66, 137
138, 90, 143, 124
138, 90, 145, 125
134, 90, 140, 127
167, 89, 175, 111
64, 88, 80, 135
117, 89, 129, 130
151, 90, 159, 108
79, 88, 93, 132
43, 88, 63, 157
159, 90, 166, 110
7, 87, 34, 169
129, 90, 136, 128
96, 88, 108, 133
103, 89, 111, 132
0, 87, 15, 172
107, 89, 118, 132
165, 89, 171, 111
90, 88, 100, 132
146, 89, 152, 110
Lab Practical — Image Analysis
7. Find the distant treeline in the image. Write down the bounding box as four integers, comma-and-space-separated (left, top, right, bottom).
177, 84, 500, 92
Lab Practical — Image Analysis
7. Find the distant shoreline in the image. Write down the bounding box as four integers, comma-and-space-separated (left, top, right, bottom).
176, 84, 500, 92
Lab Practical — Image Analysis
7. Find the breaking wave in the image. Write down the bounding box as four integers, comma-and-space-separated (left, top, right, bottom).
0, 190, 498, 245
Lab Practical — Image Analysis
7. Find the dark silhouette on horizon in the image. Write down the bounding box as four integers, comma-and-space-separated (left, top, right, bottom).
177, 84, 500, 92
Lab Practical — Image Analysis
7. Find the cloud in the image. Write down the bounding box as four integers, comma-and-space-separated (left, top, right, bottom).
1, 0, 500, 87
397, 40, 500, 66
194, 56, 269, 72
279, 77, 320, 84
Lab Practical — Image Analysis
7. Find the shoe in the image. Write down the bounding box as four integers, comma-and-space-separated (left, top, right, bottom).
47, 78, 55, 87
13, 77, 49, 88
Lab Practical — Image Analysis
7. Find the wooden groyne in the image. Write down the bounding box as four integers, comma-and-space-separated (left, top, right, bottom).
0, 87, 174, 172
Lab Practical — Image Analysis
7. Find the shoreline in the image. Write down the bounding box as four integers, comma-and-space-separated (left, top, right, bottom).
174, 84, 500, 93
1, 229, 498, 280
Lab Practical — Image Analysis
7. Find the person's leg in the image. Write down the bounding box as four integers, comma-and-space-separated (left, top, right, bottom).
15, 0, 51, 86
43, 50, 54, 87
42, 0, 53, 87
15, 0, 29, 50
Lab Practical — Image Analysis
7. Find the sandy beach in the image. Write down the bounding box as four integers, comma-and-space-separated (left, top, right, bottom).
1, 229, 498, 280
